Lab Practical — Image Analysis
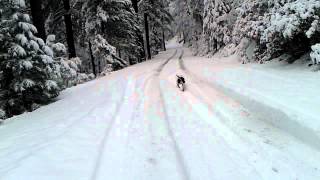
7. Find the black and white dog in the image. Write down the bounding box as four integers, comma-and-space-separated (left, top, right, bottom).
176, 75, 186, 91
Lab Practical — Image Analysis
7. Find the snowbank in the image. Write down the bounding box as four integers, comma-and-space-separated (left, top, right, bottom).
183, 51, 320, 150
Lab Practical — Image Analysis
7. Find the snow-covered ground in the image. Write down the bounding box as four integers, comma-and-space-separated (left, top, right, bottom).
0, 40, 319, 180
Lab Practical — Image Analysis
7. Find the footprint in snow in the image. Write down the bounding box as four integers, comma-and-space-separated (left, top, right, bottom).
272, 167, 279, 173
147, 158, 157, 165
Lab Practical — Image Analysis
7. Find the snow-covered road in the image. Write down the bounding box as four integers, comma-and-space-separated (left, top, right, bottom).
0, 43, 320, 180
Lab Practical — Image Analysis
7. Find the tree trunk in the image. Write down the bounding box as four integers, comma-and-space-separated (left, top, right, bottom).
63, 0, 77, 58
98, 61, 101, 73
162, 28, 166, 51
118, 49, 122, 58
30, 0, 46, 40
88, 41, 96, 77
131, 0, 138, 13
144, 13, 151, 60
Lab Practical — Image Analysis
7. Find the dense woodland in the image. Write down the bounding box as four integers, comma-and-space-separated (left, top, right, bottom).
1, 0, 320, 119
173, 0, 320, 64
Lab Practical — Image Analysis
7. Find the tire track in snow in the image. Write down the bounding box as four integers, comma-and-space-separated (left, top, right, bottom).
0, 79, 129, 176
168, 49, 272, 178
159, 80, 263, 179
155, 50, 178, 74
90, 49, 178, 180
0, 79, 112, 143
0, 79, 123, 156
158, 86, 191, 180
178, 49, 185, 70
176, 48, 320, 179
0, 90, 112, 158
155, 49, 191, 180
134, 48, 190, 180
90, 77, 139, 180
176, 49, 268, 178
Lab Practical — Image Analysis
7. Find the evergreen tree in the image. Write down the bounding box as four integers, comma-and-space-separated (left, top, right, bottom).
81, 0, 144, 68
140, 0, 173, 56
62, 0, 77, 58
257, 0, 320, 62
29, 0, 46, 40
0, 0, 61, 117
202, 0, 233, 54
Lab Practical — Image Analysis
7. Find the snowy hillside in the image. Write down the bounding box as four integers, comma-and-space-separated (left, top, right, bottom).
0, 41, 319, 180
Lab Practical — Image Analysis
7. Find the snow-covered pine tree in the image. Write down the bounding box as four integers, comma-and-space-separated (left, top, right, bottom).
257, 0, 320, 62
229, 0, 269, 62
140, 0, 173, 56
232, 0, 268, 45
202, 0, 234, 54
98, 0, 145, 64
0, 0, 61, 117
310, 44, 320, 66
171, 0, 204, 53
92, 34, 127, 71
82, 0, 144, 67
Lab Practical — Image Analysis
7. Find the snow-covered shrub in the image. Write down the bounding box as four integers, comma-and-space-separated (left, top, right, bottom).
181, 0, 320, 64
262, 0, 320, 41
310, 44, 320, 65
58, 57, 81, 87
58, 57, 94, 87
0, 0, 61, 117
257, 0, 320, 62
45, 35, 93, 87
76, 73, 89, 84
92, 34, 126, 71
88, 73, 95, 80
100, 64, 114, 76
46, 35, 66, 56
47, 36, 86, 86
0, 109, 6, 120
229, 0, 270, 62
76, 73, 94, 84
92, 35, 116, 59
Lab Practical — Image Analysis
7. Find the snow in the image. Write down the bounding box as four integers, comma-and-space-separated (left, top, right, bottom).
0, 40, 320, 180
51, 43, 66, 53
40, 55, 53, 64
10, 44, 26, 57
183, 49, 320, 150
18, 22, 37, 34
46, 35, 56, 43
30, 40, 40, 51
12, 0, 26, 8
306, 19, 319, 38
0, 109, 5, 120
35, 38, 45, 47
45, 80, 58, 91
21, 60, 33, 70
311, 44, 320, 64
15, 34, 28, 46
262, 0, 320, 41
22, 14, 30, 22
43, 46, 54, 57
22, 79, 35, 89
